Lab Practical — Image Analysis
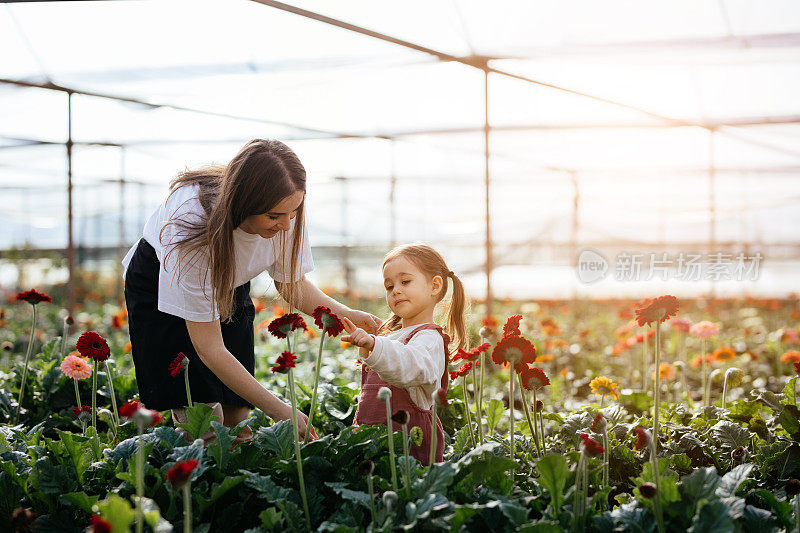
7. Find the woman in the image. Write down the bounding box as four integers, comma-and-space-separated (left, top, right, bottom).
122, 139, 381, 444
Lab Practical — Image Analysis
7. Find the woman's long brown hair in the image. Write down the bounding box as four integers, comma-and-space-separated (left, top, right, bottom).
160, 139, 307, 322
378, 243, 469, 357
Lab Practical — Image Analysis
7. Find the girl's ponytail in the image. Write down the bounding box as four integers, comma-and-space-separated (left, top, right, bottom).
445, 272, 468, 356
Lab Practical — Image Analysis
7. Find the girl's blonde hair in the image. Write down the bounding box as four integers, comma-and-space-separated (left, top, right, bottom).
160, 139, 307, 322
378, 242, 469, 356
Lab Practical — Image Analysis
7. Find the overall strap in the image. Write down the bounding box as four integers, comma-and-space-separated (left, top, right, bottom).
401, 324, 451, 391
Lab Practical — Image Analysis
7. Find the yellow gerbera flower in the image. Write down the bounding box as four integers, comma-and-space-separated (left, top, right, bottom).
590, 376, 620, 401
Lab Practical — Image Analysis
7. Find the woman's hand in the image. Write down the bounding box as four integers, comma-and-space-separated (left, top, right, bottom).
341, 317, 376, 351
272, 402, 317, 440
345, 309, 382, 334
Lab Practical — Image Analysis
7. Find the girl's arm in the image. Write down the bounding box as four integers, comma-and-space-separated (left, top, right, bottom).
341, 318, 444, 389
364, 331, 446, 388
185, 319, 316, 438
275, 276, 382, 333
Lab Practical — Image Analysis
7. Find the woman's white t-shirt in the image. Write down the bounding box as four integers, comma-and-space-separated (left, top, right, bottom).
121, 183, 314, 322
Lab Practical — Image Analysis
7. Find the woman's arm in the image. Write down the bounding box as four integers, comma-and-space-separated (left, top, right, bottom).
184, 319, 316, 438
275, 276, 382, 333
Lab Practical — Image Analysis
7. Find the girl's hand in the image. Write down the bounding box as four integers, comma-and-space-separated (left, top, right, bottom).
345, 309, 382, 334
272, 402, 318, 440
341, 317, 376, 351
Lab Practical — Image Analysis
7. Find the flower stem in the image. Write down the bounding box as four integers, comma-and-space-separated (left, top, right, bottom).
538, 400, 547, 455
305, 328, 326, 444
722, 373, 730, 410
183, 482, 192, 533
701, 338, 707, 407
401, 423, 411, 498
477, 353, 485, 446
60, 316, 70, 358
509, 365, 515, 462
518, 376, 540, 458
573, 450, 586, 532
366, 473, 376, 528
183, 368, 193, 408
286, 368, 311, 530
92, 360, 98, 430
73, 378, 82, 410
430, 402, 438, 466
653, 325, 661, 456
384, 396, 399, 492
136, 423, 144, 533
105, 361, 119, 434
14, 305, 37, 424
602, 426, 609, 488
650, 441, 665, 533
462, 375, 476, 448
642, 329, 648, 394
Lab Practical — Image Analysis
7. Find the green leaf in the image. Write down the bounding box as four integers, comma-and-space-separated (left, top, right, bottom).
536, 454, 568, 516
176, 403, 219, 441
206, 422, 236, 471
451, 425, 472, 454
542, 413, 564, 424
619, 392, 654, 414
518, 521, 564, 533
783, 377, 797, 406
680, 467, 720, 519
56, 430, 92, 484
485, 399, 505, 436
780, 405, 800, 436
93, 494, 136, 533
196, 475, 246, 515
671, 453, 692, 474
259, 507, 285, 530
242, 470, 292, 501
711, 421, 750, 450
716, 463, 753, 498
254, 420, 294, 460
687, 500, 734, 533
325, 482, 372, 508
139, 496, 173, 533
60, 491, 99, 513
414, 462, 457, 497
753, 489, 793, 530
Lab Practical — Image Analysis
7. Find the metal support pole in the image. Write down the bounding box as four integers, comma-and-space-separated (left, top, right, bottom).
389, 140, 397, 249
66, 91, 75, 314
118, 147, 126, 303
336, 176, 352, 294
483, 68, 493, 315
709, 130, 716, 298
570, 172, 579, 299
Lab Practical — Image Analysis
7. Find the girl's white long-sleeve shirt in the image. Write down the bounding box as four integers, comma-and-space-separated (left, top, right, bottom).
360, 323, 446, 411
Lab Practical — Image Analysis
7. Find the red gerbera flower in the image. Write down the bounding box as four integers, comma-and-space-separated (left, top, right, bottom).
312, 306, 345, 337
15, 289, 51, 305
519, 366, 550, 391
76, 331, 110, 362
502, 315, 522, 339
89, 514, 113, 533
453, 342, 491, 363
449, 361, 473, 380
633, 426, 651, 451
481, 316, 498, 328
118, 400, 142, 418
168, 352, 188, 378
166, 458, 199, 489
267, 313, 307, 339
271, 351, 297, 374
590, 413, 606, 432
72, 405, 91, 417
794, 361, 800, 376
634, 295, 680, 327
491, 335, 536, 373
579, 433, 604, 457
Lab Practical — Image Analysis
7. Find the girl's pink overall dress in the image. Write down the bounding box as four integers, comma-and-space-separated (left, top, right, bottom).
353, 324, 450, 466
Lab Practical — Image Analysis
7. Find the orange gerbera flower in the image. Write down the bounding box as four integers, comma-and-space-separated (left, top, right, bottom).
781, 350, 800, 364
614, 324, 634, 340
634, 295, 680, 327
123, 342, 132, 353
111, 308, 127, 330
482, 316, 498, 328
491, 335, 536, 373
653, 362, 676, 381
712, 346, 737, 362
535, 354, 554, 363
540, 318, 561, 336
691, 353, 715, 368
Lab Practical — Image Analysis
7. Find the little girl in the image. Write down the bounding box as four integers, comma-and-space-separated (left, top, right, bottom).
341, 243, 468, 465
